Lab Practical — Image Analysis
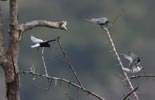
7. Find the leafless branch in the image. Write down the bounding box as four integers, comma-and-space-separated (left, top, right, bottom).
41, 48, 49, 77
56, 37, 84, 88
19, 20, 67, 33
20, 70, 106, 100
65, 93, 75, 100
123, 87, 139, 100
130, 75, 155, 79
103, 27, 139, 100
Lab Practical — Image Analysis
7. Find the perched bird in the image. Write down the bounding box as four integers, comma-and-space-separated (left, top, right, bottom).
121, 52, 143, 74
85, 17, 110, 28
30, 35, 56, 48
122, 65, 143, 74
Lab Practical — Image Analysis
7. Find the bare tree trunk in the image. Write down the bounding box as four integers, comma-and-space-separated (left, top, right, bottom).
0, 0, 67, 100
3, 0, 20, 100
0, 1, 21, 100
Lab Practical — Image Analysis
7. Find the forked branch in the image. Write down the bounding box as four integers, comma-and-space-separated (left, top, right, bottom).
56, 37, 84, 88
103, 27, 139, 100
20, 70, 106, 100
123, 87, 138, 100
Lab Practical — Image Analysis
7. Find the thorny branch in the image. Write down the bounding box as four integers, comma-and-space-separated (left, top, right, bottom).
22, 36, 107, 100
40, 37, 58, 78
103, 27, 139, 100
130, 75, 155, 79
65, 93, 75, 100
41, 48, 49, 77
56, 37, 84, 88
123, 87, 139, 100
20, 70, 106, 100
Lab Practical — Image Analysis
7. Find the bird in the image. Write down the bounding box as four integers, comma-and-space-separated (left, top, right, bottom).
85, 17, 110, 28
30, 35, 56, 49
121, 52, 143, 74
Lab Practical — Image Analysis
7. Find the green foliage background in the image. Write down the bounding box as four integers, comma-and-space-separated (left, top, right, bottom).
0, 0, 155, 100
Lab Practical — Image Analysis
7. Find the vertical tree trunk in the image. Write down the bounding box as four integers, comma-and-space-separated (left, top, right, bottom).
0, 0, 67, 100
4, 0, 20, 100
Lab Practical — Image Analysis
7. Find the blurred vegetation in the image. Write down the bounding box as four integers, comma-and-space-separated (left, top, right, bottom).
0, 0, 155, 100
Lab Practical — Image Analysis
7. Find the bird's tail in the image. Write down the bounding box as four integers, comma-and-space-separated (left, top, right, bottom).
47, 39, 56, 43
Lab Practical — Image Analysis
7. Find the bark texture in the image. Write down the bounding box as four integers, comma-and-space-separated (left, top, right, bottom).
0, 0, 68, 100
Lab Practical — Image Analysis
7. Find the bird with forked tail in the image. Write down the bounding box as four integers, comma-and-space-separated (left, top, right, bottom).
85, 17, 110, 28
30, 35, 56, 49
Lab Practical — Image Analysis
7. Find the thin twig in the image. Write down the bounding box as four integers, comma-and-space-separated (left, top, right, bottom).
123, 87, 139, 100
20, 70, 106, 100
56, 37, 84, 88
108, 9, 125, 30
103, 27, 139, 100
130, 75, 155, 79
41, 48, 48, 77
65, 93, 75, 100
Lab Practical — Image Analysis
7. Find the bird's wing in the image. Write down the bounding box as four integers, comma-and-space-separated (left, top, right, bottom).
98, 17, 108, 21
128, 52, 138, 68
121, 53, 133, 63
85, 17, 98, 23
31, 43, 40, 48
96, 17, 109, 25
130, 52, 137, 59
31, 35, 43, 43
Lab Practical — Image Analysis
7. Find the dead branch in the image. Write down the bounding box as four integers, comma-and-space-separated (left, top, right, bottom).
65, 93, 75, 100
19, 20, 67, 33
41, 48, 49, 77
103, 27, 139, 100
123, 87, 138, 100
20, 70, 106, 100
56, 37, 84, 88
130, 75, 155, 79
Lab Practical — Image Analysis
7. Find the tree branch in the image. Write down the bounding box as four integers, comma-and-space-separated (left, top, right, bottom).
123, 87, 139, 100
41, 48, 49, 77
19, 20, 67, 33
65, 93, 75, 100
103, 27, 139, 100
130, 75, 155, 79
56, 37, 84, 88
20, 70, 106, 100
